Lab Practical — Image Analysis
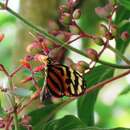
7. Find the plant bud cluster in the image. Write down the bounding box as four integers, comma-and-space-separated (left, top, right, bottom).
26, 0, 82, 65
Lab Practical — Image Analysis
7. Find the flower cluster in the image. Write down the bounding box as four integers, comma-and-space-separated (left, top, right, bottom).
24, 0, 95, 74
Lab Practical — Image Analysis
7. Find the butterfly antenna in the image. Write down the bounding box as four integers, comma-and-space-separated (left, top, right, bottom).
28, 32, 37, 38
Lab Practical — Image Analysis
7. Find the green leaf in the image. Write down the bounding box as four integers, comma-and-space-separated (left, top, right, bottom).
118, 0, 130, 10
29, 99, 73, 130
11, 88, 33, 97
0, 100, 5, 117
79, 0, 102, 48
29, 104, 57, 130
0, 91, 14, 111
80, 0, 101, 34
77, 65, 114, 126
44, 115, 86, 130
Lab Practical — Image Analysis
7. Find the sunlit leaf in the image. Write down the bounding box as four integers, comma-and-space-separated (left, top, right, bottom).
79, 0, 102, 48
0, 91, 14, 111
28, 104, 55, 130
0, 99, 5, 117
118, 0, 130, 10
0, 12, 16, 26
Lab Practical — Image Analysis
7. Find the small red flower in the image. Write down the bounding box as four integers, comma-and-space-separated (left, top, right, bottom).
21, 115, 31, 125
0, 33, 4, 42
33, 64, 46, 72
121, 31, 129, 41
20, 59, 31, 69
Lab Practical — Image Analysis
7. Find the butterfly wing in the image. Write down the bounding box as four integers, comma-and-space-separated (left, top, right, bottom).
46, 64, 64, 97
40, 64, 86, 102
47, 64, 85, 97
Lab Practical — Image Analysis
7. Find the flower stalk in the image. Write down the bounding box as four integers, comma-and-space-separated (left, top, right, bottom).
8, 77, 19, 130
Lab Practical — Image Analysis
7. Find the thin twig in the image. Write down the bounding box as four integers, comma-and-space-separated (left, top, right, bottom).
8, 77, 19, 130
0, 64, 9, 76
10, 65, 23, 77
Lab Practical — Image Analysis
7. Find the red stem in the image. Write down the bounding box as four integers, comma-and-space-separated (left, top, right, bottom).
10, 65, 23, 77
68, 35, 82, 44
85, 70, 130, 93
5, 115, 13, 130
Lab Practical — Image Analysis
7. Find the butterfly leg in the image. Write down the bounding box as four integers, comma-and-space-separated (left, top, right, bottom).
40, 70, 48, 102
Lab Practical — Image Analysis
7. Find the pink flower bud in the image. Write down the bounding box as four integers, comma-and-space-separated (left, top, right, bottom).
56, 32, 66, 41
20, 59, 31, 69
121, 31, 129, 41
0, 33, 4, 42
76, 61, 89, 73
111, 24, 117, 36
34, 54, 48, 64
65, 57, 75, 69
59, 13, 71, 25
21, 115, 31, 125
68, 0, 80, 7
42, 39, 54, 49
0, 118, 5, 128
59, 4, 69, 13
26, 44, 34, 53
95, 2, 113, 18
69, 24, 81, 35
95, 7, 109, 18
48, 20, 59, 31
86, 48, 98, 61
73, 9, 81, 19
0, 122, 5, 128
99, 24, 109, 36
104, 2, 113, 14
105, 32, 114, 40
94, 37, 104, 46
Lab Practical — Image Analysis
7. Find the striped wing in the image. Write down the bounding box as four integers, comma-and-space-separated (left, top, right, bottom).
45, 64, 85, 97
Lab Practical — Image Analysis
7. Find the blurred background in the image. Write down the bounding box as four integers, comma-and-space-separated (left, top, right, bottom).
0, 0, 130, 128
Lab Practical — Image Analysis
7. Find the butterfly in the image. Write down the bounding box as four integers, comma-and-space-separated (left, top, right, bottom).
40, 57, 86, 102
